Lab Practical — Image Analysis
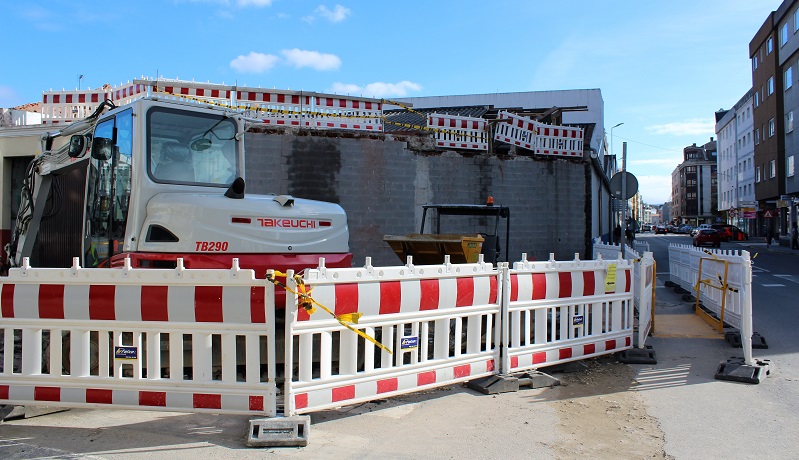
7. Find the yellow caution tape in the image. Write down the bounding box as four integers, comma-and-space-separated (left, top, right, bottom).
266, 271, 391, 354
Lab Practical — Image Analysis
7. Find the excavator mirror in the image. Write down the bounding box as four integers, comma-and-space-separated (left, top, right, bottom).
67, 135, 86, 158
91, 137, 114, 161
190, 138, 212, 151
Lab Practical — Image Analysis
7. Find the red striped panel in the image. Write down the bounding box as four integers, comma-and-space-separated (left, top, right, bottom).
419, 279, 439, 310
454, 364, 471, 378
211, 89, 219, 98
605, 340, 616, 351
295, 394, 308, 409
86, 388, 113, 404
140, 286, 169, 321
334, 283, 359, 318
53, 95, 60, 103
325, 98, 333, 107
89, 285, 116, 320
486, 360, 495, 371
196, 88, 205, 96
583, 271, 596, 296
377, 378, 398, 393
626, 337, 631, 347
35, 386, 60, 402
250, 286, 265, 323
195, 286, 223, 322
510, 274, 519, 301
1, 284, 14, 318
625, 269, 631, 292
331, 385, 355, 402
193, 393, 222, 409
39, 284, 65, 319
584, 343, 596, 355
165, 86, 174, 94
489, 276, 498, 304
559, 348, 573, 359
455, 277, 474, 307
139, 391, 166, 407
417, 371, 436, 386
532, 352, 547, 364
352, 100, 359, 108
249, 395, 264, 411
0, 385, 8, 399
511, 356, 519, 368
532, 273, 547, 300
339, 99, 346, 108
291, 95, 299, 104
66, 94, 73, 103
379, 281, 401, 314
91, 94, 99, 103
78, 94, 85, 103
558, 272, 572, 298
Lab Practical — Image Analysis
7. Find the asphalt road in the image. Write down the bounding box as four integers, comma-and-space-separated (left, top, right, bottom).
1, 235, 798, 459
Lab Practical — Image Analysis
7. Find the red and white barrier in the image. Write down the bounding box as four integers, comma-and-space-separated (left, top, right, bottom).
501, 254, 634, 374
283, 256, 499, 415
41, 89, 110, 125
428, 113, 488, 150
493, 111, 584, 157
311, 96, 383, 131
0, 258, 277, 416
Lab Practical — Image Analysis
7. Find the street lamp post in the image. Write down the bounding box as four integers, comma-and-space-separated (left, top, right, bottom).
610, 122, 624, 156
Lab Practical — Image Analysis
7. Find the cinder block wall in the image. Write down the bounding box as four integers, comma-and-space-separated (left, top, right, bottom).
245, 128, 589, 266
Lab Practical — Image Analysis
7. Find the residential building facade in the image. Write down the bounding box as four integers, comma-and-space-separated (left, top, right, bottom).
671, 140, 718, 225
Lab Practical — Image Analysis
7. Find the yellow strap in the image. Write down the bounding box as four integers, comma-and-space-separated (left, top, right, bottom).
266, 271, 392, 354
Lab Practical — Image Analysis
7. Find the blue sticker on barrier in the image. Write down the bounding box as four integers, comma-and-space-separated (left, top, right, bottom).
400, 336, 419, 349
572, 315, 585, 326
114, 346, 138, 360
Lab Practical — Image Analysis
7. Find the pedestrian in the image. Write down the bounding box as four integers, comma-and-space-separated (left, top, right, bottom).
792, 223, 798, 250
614, 225, 621, 244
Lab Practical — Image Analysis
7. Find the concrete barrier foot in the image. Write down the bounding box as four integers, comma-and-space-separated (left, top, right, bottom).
715, 357, 771, 384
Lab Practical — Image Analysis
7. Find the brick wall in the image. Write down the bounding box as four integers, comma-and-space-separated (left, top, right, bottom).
245, 128, 589, 266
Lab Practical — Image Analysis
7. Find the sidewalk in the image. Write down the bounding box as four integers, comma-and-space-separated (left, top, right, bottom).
737, 236, 799, 255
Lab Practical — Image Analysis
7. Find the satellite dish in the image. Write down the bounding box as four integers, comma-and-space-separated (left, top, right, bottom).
609, 172, 639, 200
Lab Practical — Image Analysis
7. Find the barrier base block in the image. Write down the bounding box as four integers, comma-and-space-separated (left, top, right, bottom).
247, 415, 310, 447
617, 346, 657, 364
466, 374, 520, 394
715, 357, 771, 384
1, 405, 70, 422
724, 331, 769, 349
516, 371, 561, 389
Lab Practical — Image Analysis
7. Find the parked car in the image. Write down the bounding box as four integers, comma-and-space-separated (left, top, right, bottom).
693, 229, 721, 247
711, 224, 749, 242
655, 225, 667, 234
642, 223, 652, 232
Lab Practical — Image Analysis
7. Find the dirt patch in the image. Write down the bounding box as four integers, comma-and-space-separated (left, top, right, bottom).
549, 359, 670, 459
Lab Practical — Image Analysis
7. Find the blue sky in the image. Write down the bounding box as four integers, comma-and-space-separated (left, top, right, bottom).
0, 0, 785, 204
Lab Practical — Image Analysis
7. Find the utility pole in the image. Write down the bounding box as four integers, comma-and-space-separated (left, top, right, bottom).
620, 142, 628, 256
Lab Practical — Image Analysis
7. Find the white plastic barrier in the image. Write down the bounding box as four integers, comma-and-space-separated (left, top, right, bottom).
668, 245, 748, 330
593, 241, 655, 349
668, 244, 755, 365
428, 113, 488, 150
283, 257, 500, 415
0, 258, 277, 416
502, 254, 634, 374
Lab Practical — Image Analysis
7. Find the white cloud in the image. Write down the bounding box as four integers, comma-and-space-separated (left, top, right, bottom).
315, 4, 350, 22
229, 52, 279, 73
237, 0, 272, 6
636, 175, 673, 205
328, 81, 422, 98
281, 49, 341, 71
646, 118, 715, 136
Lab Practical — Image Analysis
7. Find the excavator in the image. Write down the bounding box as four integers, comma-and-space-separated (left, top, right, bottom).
4, 96, 352, 293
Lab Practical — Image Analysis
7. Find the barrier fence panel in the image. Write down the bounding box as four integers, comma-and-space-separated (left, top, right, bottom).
502, 254, 634, 374
283, 257, 500, 415
493, 111, 536, 150
0, 258, 277, 416
428, 113, 488, 151
311, 97, 383, 131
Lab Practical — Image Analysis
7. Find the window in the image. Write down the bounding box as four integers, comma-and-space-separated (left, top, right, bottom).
787, 66, 794, 90
768, 36, 774, 54
782, 23, 789, 46
770, 118, 776, 137
788, 111, 795, 133
789, 155, 795, 177
747, 107, 751, 119
795, 9, 799, 33
768, 76, 775, 95
755, 128, 760, 144
753, 55, 759, 71
754, 91, 759, 107
770, 159, 776, 178
756, 166, 761, 182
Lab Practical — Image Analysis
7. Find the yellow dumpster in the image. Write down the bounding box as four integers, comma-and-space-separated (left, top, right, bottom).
383, 233, 485, 264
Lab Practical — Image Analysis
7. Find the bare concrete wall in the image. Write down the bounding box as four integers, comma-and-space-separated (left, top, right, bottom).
245, 128, 590, 266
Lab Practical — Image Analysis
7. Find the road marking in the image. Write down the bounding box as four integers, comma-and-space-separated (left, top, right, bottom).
761, 284, 785, 287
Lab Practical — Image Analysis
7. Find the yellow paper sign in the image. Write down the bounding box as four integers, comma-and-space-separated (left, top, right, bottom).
605, 263, 617, 292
